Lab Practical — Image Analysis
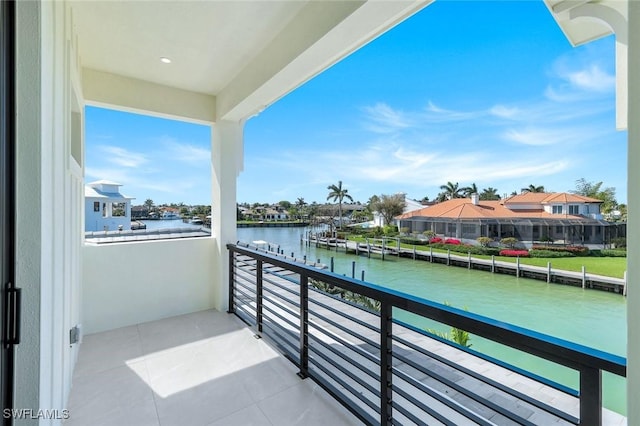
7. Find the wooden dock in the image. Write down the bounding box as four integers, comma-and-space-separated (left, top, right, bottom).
304, 236, 626, 295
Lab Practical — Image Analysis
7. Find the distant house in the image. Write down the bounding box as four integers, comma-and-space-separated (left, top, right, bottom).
396, 192, 617, 245
85, 180, 134, 232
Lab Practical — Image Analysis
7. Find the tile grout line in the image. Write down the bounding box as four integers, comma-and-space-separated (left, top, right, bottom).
138, 323, 163, 426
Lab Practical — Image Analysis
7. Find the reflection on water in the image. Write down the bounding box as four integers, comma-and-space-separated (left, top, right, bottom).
237, 226, 627, 414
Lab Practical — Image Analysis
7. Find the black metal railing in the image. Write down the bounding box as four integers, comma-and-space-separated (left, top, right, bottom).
227, 243, 626, 426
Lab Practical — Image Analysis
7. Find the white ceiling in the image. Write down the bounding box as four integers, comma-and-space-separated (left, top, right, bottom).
71, 1, 434, 122
71, 1, 308, 95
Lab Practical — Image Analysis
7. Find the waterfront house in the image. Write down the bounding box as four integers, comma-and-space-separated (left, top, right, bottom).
3, 1, 639, 425
397, 192, 615, 245
84, 180, 134, 232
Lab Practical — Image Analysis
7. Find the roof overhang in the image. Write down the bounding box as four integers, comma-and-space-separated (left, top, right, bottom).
544, 0, 628, 129
72, 0, 434, 123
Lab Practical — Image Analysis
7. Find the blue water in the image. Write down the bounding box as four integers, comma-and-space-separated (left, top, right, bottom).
237, 226, 627, 414
141, 219, 202, 230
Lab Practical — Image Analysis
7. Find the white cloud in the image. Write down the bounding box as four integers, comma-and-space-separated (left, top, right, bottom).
489, 105, 521, 119
98, 146, 149, 168
159, 137, 211, 165
566, 64, 615, 93
362, 102, 413, 133
424, 101, 484, 122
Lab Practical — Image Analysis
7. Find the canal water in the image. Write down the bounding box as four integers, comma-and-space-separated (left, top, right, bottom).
237, 226, 627, 414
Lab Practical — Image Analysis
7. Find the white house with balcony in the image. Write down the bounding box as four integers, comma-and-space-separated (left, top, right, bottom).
4, 0, 640, 425
84, 180, 134, 232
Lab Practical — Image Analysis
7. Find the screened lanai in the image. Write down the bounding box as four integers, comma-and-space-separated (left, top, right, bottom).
398, 216, 619, 245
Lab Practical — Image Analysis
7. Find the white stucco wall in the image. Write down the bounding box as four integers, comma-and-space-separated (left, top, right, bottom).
84, 197, 130, 232
15, 0, 43, 418
82, 237, 217, 334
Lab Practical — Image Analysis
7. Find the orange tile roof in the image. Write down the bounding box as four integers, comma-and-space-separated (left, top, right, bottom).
502, 192, 602, 204
396, 193, 601, 221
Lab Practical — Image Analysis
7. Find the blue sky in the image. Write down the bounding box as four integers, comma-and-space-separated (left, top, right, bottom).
85, 1, 626, 206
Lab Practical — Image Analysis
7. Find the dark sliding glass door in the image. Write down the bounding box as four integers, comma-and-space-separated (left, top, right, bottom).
0, 1, 16, 424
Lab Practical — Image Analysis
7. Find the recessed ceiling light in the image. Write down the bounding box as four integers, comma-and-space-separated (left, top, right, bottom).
160, 57, 172, 64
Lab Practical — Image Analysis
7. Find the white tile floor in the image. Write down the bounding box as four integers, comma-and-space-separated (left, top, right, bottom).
65, 310, 361, 426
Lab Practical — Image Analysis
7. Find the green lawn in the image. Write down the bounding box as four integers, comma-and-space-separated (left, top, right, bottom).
346, 236, 627, 278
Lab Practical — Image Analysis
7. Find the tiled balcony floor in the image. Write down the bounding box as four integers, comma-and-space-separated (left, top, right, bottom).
64, 310, 361, 426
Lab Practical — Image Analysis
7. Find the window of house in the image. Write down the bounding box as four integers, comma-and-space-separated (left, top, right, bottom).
569, 205, 579, 215
552, 205, 563, 214
93, 201, 100, 212
112, 202, 126, 217
556, 226, 563, 234
462, 224, 476, 235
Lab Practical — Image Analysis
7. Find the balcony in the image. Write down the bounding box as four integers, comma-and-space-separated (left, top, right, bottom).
65, 309, 359, 425
66, 241, 626, 425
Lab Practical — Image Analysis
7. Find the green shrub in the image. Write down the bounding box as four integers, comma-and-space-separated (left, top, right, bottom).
476, 236, 492, 247
601, 249, 627, 257
429, 243, 499, 256
530, 245, 589, 256
399, 237, 429, 246
529, 249, 575, 258
500, 237, 518, 248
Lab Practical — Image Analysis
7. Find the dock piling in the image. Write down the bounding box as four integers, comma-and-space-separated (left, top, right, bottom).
352, 261, 356, 279
547, 262, 551, 283
582, 266, 586, 289
330, 257, 334, 272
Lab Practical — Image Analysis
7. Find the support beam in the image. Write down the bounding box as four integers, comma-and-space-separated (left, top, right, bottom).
628, 3, 639, 423
211, 120, 244, 311
83, 69, 216, 124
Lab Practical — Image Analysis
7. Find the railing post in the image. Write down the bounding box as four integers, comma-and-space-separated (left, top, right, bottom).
579, 366, 602, 426
227, 250, 235, 314
256, 260, 263, 333
298, 274, 309, 379
380, 301, 393, 425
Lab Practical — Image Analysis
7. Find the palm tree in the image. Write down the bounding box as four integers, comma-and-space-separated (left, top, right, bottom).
480, 187, 501, 201
439, 181, 463, 200
326, 180, 353, 229
461, 183, 478, 198
521, 184, 545, 193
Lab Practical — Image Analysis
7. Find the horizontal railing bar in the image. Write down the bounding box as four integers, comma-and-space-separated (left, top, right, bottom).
262, 318, 299, 352
307, 306, 380, 350
308, 291, 380, 334
263, 266, 300, 285
308, 322, 380, 365
309, 355, 380, 414
233, 308, 256, 328
262, 293, 300, 319
392, 364, 499, 426
234, 280, 258, 297
262, 274, 301, 297
391, 387, 465, 426
393, 323, 579, 422
232, 285, 256, 305
262, 305, 299, 333
392, 343, 539, 426
308, 336, 379, 396
236, 269, 257, 282
308, 332, 379, 382
228, 244, 626, 377
308, 370, 378, 426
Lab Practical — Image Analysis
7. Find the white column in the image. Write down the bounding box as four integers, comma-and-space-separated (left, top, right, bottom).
628, 2, 640, 422
211, 120, 244, 311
